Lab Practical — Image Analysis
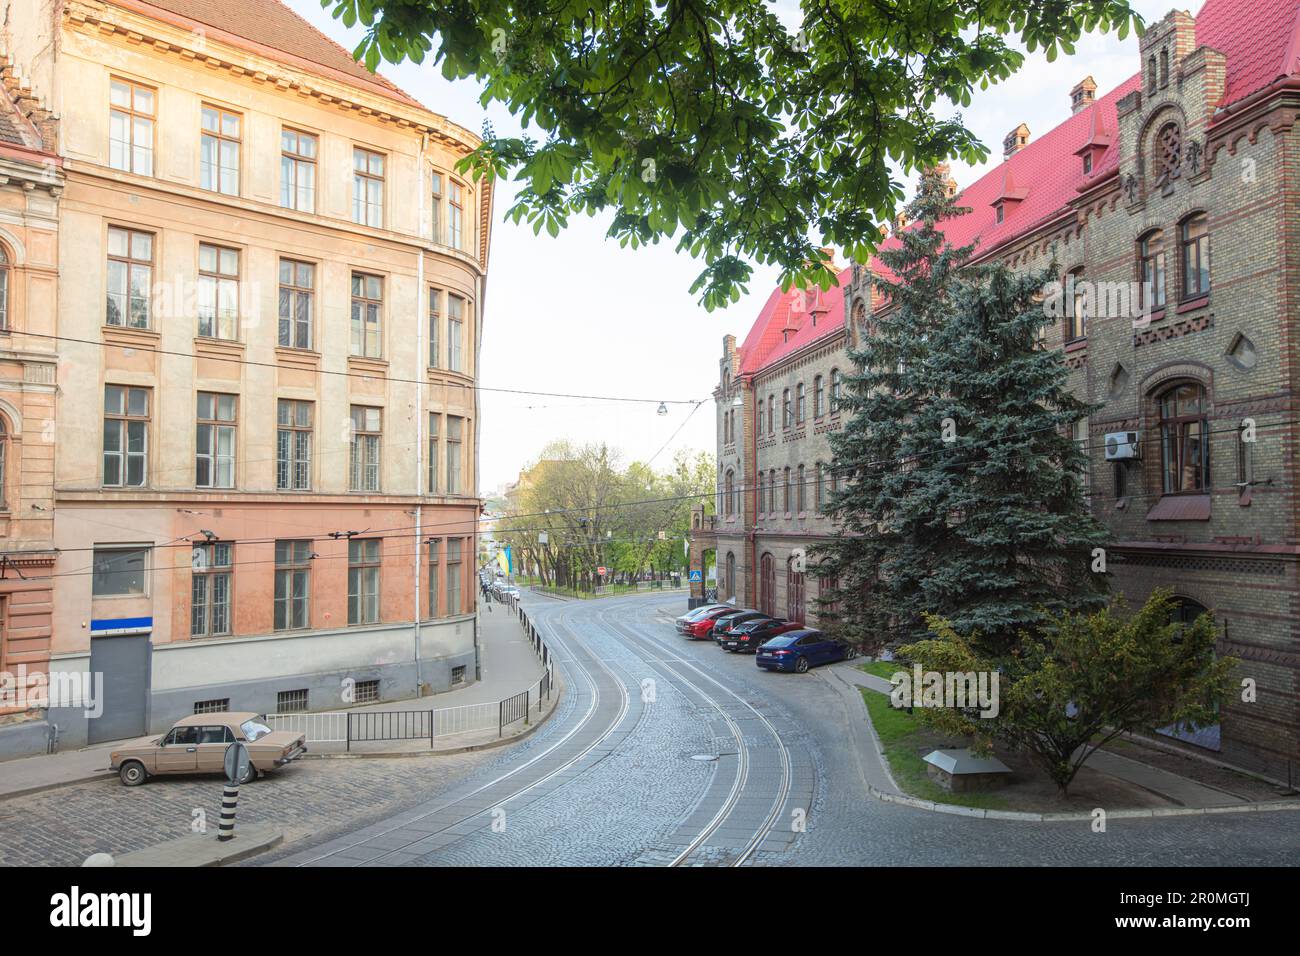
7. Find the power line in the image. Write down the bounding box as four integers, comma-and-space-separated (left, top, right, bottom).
15, 329, 705, 406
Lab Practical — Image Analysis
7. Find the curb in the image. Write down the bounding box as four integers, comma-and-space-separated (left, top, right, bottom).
115, 825, 285, 867
835, 666, 1300, 823
0, 770, 116, 802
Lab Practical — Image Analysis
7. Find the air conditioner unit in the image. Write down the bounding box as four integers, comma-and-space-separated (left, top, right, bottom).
1104, 431, 1140, 461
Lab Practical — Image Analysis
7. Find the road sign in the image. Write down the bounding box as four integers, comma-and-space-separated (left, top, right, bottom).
223, 741, 250, 785
688, 569, 703, 582
597, 566, 607, 576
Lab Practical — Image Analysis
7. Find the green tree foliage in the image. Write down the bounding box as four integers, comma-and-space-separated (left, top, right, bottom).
814, 168, 1108, 652
324, 0, 1142, 307
898, 591, 1238, 795
494, 441, 712, 587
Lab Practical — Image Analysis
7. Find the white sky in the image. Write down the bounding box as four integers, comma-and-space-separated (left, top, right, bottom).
286, 0, 1178, 494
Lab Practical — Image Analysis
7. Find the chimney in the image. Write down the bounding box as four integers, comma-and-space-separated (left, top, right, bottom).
1003, 123, 1030, 159
1070, 76, 1097, 114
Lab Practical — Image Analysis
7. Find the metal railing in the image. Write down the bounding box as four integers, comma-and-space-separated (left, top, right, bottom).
266, 594, 555, 750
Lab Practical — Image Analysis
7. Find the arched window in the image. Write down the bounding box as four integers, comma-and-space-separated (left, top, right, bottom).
0, 246, 9, 331
796, 464, 806, 512
767, 394, 775, 435
1181, 213, 1210, 298
1158, 383, 1209, 494
782, 389, 791, 428
768, 469, 777, 513
725, 552, 736, 600
813, 375, 824, 417
760, 553, 775, 617
723, 469, 735, 515
829, 368, 842, 411
1066, 267, 1087, 341
814, 462, 824, 512
1159, 49, 1169, 88
757, 471, 766, 515
795, 382, 805, 423
1139, 229, 1166, 309
782, 466, 791, 513
1147, 56, 1158, 95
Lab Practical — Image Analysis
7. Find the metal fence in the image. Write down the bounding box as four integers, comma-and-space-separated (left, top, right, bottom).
266, 597, 554, 751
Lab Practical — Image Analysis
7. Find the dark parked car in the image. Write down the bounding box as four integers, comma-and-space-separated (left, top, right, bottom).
718, 617, 801, 653
681, 605, 743, 639
710, 610, 769, 645
675, 604, 730, 634
755, 629, 849, 672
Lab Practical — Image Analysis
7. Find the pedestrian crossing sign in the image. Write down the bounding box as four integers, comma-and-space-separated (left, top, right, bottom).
689, 569, 703, 582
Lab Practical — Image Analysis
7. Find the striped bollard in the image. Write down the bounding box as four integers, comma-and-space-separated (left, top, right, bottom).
218, 784, 239, 841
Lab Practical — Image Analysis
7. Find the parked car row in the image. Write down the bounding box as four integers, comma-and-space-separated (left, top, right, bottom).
673, 604, 852, 673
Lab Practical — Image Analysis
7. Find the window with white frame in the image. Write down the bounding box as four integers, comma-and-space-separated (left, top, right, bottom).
276, 399, 312, 491
191, 541, 232, 637
200, 105, 241, 195
349, 405, 381, 492
103, 385, 149, 487
198, 243, 239, 340
352, 147, 385, 227
196, 392, 237, 489
109, 79, 154, 175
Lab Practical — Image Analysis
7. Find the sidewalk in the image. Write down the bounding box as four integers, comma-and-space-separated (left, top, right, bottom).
833, 662, 1258, 811
0, 603, 547, 799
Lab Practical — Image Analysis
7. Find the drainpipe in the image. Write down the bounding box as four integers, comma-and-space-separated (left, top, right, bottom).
413, 133, 428, 696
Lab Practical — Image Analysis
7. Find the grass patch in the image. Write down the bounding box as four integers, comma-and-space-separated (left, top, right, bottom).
859, 687, 1010, 811
859, 660, 903, 680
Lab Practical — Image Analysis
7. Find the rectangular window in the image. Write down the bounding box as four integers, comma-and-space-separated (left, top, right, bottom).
1182, 216, 1210, 298
198, 243, 240, 340
448, 180, 463, 248
783, 390, 792, 428
193, 698, 230, 714
200, 105, 241, 195
1073, 418, 1090, 497
109, 78, 154, 175
106, 226, 153, 329
280, 128, 317, 211
92, 547, 148, 596
448, 295, 465, 372
350, 272, 383, 358
428, 288, 441, 367
352, 147, 385, 227
349, 405, 381, 492
196, 392, 237, 489
431, 173, 443, 244
428, 413, 440, 494
1237, 425, 1254, 495
451, 665, 466, 685
278, 259, 314, 350
447, 538, 462, 615
348, 538, 381, 625
103, 385, 149, 487
428, 538, 440, 617
354, 679, 380, 704
190, 541, 233, 637
274, 540, 311, 630
276, 689, 308, 713
446, 415, 463, 495
276, 399, 313, 491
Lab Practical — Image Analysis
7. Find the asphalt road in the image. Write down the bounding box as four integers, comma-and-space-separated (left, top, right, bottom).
267, 592, 1300, 867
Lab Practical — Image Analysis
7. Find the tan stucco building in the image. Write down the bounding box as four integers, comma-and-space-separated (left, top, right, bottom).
1, 0, 493, 752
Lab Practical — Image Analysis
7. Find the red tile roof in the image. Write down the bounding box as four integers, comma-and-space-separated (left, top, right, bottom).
110, 0, 425, 109
737, 0, 1300, 377
737, 268, 850, 374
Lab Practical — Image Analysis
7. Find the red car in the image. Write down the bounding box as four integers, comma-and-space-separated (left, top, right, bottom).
682, 605, 743, 639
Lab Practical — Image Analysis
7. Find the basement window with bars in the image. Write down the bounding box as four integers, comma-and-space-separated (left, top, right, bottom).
451, 665, 467, 686
277, 689, 308, 713
193, 698, 230, 714
354, 679, 380, 704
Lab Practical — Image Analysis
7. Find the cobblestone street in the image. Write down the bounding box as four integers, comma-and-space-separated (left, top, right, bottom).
5, 593, 1297, 868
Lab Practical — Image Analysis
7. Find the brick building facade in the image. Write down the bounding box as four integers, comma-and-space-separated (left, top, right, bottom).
692, 0, 1300, 783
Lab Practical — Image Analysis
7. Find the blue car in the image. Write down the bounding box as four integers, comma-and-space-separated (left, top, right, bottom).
755, 629, 848, 673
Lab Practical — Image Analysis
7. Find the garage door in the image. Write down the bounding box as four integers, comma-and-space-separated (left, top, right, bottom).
87, 633, 150, 743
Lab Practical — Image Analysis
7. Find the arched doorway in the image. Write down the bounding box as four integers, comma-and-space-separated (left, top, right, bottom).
787, 559, 804, 623
1157, 597, 1220, 750
760, 553, 775, 617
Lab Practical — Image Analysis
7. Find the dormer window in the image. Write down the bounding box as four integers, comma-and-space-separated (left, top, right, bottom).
1082, 153, 1093, 175
995, 203, 1005, 224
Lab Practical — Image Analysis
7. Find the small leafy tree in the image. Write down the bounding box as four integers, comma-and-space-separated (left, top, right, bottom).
899, 590, 1238, 796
